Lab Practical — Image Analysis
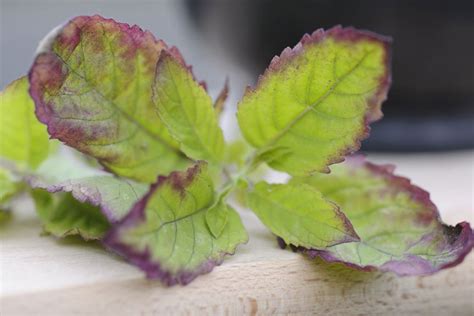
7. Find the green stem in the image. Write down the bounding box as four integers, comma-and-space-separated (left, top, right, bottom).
216, 148, 262, 201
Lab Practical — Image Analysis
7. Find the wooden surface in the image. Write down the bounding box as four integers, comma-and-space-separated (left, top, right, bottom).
1, 152, 473, 315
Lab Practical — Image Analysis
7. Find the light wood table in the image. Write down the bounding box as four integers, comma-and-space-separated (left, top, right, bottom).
1, 152, 473, 315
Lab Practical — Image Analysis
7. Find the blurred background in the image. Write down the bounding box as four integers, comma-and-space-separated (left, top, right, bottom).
1, 0, 473, 152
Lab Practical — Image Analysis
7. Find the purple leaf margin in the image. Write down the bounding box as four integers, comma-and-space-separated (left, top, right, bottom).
103, 164, 245, 286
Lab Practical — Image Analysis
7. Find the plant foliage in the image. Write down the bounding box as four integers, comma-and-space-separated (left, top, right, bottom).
0, 15, 471, 285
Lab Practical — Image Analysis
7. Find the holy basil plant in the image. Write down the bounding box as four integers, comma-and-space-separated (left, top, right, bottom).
0, 15, 472, 285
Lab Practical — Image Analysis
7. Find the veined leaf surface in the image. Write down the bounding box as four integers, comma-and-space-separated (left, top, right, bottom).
29, 15, 190, 182
291, 156, 473, 276
237, 26, 391, 175
104, 163, 248, 285
29, 149, 148, 224
248, 181, 359, 249
153, 51, 225, 163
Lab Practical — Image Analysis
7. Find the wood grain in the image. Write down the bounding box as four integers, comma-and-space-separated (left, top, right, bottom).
1, 152, 473, 315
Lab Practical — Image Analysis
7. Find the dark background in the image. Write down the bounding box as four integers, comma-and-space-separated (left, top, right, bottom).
185, 0, 474, 151
1, 0, 473, 152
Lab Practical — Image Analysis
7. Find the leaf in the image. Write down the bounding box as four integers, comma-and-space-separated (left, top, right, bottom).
237, 26, 391, 175
247, 181, 359, 249
0, 169, 21, 220
213, 78, 229, 116
0, 169, 21, 206
0, 77, 51, 170
32, 189, 110, 240
104, 163, 248, 285
29, 15, 190, 183
205, 200, 228, 238
291, 156, 474, 276
28, 149, 148, 223
153, 51, 225, 162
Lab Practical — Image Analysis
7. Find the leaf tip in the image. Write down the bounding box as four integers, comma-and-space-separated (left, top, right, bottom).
333, 203, 361, 243
324, 26, 393, 123
213, 77, 230, 115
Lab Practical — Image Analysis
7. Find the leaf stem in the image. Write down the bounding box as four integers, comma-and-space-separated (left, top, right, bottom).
216, 148, 261, 201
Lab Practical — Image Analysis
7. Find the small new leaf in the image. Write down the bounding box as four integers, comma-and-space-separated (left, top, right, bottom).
237, 26, 391, 175
104, 163, 248, 285
248, 181, 359, 249
29, 15, 190, 182
291, 156, 473, 276
153, 51, 225, 162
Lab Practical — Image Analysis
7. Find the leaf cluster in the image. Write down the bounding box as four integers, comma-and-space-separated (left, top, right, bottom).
1, 15, 472, 285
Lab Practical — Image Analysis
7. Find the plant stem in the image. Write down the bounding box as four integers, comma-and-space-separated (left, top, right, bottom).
216, 149, 261, 200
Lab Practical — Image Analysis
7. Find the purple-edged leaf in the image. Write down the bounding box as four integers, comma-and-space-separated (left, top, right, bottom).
291, 156, 473, 276
104, 163, 248, 285
26, 149, 146, 239
29, 15, 190, 183
237, 26, 391, 175
247, 181, 359, 249
29, 149, 148, 224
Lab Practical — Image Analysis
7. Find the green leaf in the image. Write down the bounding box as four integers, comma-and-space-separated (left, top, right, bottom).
32, 189, 110, 240
247, 181, 359, 249
0, 77, 51, 170
153, 51, 225, 163
0, 169, 21, 206
291, 156, 473, 275
104, 163, 248, 285
205, 200, 228, 238
29, 149, 148, 223
237, 27, 391, 175
29, 15, 190, 183
0, 168, 21, 220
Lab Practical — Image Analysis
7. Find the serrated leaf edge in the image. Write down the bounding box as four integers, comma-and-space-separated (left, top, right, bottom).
239, 26, 392, 173
103, 164, 248, 286
283, 156, 474, 276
